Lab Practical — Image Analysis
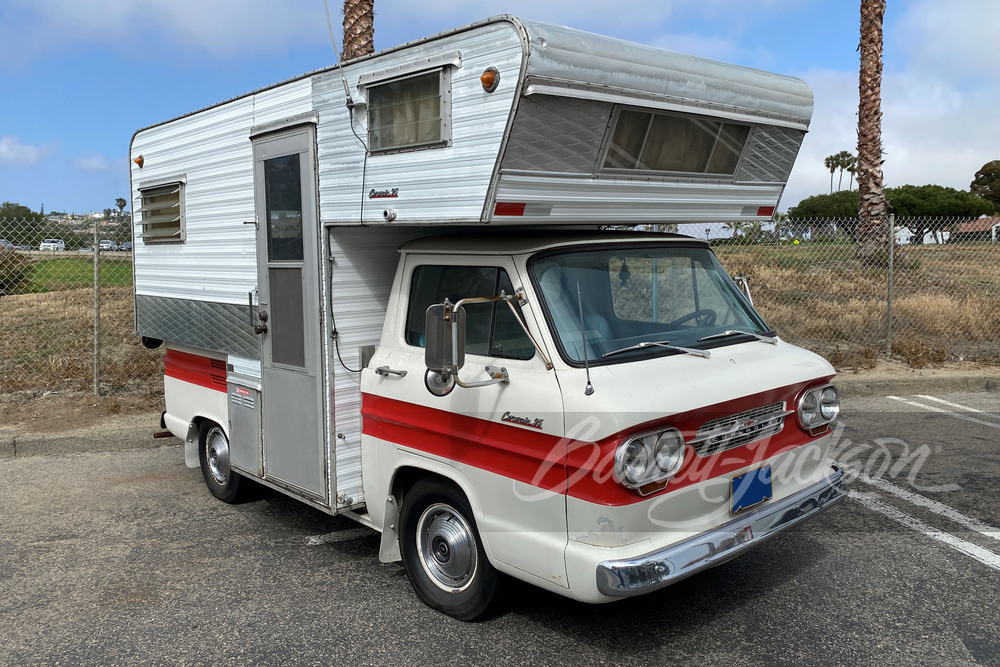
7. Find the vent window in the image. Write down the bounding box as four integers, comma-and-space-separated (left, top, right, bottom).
138, 181, 185, 244
367, 70, 451, 154
603, 109, 750, 176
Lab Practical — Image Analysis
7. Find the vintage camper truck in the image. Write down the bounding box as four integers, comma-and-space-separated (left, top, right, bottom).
130, 16, 845, 620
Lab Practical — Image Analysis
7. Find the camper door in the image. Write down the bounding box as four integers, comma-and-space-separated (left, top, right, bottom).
252, 125, 327, 501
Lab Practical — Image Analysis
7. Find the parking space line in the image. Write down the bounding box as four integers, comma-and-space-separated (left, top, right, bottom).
915, 395, 1000, 421
849, 491, 1000, 572
844, 466, 1000, 543
887, 395, 1000, 430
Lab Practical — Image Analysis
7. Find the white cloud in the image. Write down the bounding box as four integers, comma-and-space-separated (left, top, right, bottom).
781, 1, 1000, 211
73, 154, 110, 172
0, 136, 55, 166
893, 0, 1000, 82
0, 0, 328, 59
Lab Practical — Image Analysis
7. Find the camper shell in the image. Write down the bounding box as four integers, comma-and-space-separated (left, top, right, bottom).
131, 16, 842, 620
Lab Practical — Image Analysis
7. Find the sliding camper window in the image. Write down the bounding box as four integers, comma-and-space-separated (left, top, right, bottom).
405, 265, 534, 360
367, 69, 451, 154
137, 181, 185, 244
602, 108, 751, 176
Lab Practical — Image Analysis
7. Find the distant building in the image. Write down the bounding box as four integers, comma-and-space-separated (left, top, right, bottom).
894, 226, 950, 245
950, 216, 1000, 243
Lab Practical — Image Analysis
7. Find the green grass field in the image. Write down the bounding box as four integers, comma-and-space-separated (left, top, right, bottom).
28, 257, 133, 292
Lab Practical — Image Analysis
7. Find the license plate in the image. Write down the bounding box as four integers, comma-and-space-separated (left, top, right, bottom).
731, 465, 772, 514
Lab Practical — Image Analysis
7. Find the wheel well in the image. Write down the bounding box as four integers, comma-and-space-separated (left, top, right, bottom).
391, 467, 464, 507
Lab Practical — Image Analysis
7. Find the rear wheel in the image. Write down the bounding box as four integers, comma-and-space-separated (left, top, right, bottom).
399, 479, 499, 620
198, 421, 245, 503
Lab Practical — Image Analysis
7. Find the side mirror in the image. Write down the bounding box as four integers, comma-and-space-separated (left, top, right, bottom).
424, 302, 466, 372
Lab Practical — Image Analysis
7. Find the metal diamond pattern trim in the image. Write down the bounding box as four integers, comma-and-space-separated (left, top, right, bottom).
136, 295, 260, 360
736, 126, 803, 183
692, 401, 788, 457
501, 95, 612, 174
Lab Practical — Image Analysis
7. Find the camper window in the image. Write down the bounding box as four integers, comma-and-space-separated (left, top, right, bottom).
137, 181, 185, 244
367, 69, 451, 154
603, 108, 750, 176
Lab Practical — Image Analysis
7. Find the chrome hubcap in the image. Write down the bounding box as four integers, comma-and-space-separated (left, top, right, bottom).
205, 427, 230, 486
416, 503, 477, 592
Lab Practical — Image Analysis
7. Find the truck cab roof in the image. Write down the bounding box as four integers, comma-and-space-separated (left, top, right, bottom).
398, 231, 709, 256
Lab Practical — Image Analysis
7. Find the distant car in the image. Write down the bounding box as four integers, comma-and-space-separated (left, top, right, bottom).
99, 240, 118, 251
119, 241, 133, 252
39, 239, 66, 251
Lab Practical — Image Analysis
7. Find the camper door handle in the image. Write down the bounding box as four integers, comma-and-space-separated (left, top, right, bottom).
249, 291, 268, 335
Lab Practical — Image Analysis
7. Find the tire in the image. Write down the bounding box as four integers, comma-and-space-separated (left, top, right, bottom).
198, 421, 245, 503
399, 479, 499, 621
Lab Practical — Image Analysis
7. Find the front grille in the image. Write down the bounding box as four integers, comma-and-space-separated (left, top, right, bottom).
691, 401, 791, 457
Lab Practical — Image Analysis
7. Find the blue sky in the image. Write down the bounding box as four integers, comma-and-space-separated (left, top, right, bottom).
1, 0, 997, 214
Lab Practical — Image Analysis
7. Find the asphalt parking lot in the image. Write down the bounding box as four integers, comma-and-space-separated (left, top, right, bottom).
1, 390, 998, 665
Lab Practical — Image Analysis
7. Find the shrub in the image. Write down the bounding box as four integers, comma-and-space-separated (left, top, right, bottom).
0, 249, 31, 295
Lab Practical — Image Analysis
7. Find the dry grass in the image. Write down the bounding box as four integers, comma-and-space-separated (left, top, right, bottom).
1, 241, 998, 393
714, 241, 1000, 368
0, 286, 163, 394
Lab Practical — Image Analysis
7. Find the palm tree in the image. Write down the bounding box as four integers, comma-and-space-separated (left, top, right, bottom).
115, 198, 127, 217
836, 150, 854, 191
342, 0, 374, 60
845, 155, 858, 190
856, 0, 888, 263
824, 155, 838, 194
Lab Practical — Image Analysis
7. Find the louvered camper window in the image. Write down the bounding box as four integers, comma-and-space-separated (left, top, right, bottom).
603, 108, 751, 176
138, 181, 185, 244
367, 69, 451, 154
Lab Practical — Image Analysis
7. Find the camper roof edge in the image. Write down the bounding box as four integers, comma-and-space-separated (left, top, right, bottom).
129, 15, 811, 143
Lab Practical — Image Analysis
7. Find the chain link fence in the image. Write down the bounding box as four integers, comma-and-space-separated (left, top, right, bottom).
702, 215, 1000, 368
2, 214, 998, 396
0, 216, 162, 396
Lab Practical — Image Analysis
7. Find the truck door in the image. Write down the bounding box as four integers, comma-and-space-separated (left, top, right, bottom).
252, 125, 326, 501
365, 256, 569, 587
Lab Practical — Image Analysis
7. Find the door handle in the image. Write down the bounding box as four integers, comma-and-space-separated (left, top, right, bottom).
249, 290, 268, 335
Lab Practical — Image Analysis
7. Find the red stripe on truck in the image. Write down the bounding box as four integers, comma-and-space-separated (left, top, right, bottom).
362, 378, 831, 506
164, 349, 227, 393
362, 393, 568, 494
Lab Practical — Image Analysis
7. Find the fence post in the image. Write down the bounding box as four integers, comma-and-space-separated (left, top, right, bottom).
93, 218, 101, 395
886, 213, 895, 358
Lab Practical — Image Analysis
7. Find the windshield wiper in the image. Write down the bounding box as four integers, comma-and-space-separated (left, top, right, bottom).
698, 329, 778, 345
602, 340, 711, 360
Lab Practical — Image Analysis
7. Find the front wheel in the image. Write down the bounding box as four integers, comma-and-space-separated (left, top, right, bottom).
198, 421, 245, 503
399, 479, 499, 620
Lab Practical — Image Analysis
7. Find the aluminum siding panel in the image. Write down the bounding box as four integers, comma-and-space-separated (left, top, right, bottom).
493, 173, 784, 223
314, 22, 525, 225
130, 79, 313, 305
328, 227, 432, 505
517, 18, 813, 130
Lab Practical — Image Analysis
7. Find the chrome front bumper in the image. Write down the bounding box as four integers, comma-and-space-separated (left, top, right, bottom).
596, 465, 847, 597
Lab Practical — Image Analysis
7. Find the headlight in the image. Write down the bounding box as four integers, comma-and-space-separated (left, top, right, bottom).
797, 384, 839, 431
799, 390, 819, 427
618, 439, 650, 486
653, 430, 685, 476
614, 428, 686, 493
820, 386, 840, 421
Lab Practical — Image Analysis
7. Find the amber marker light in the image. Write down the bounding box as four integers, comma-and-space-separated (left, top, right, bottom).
480, 67, 500, 93
134, 155, 144, 168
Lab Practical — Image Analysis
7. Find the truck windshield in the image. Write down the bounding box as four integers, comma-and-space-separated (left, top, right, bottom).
530, 244, 769, 364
